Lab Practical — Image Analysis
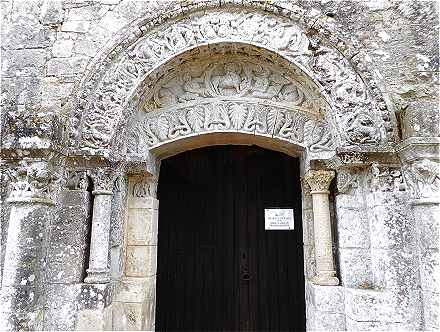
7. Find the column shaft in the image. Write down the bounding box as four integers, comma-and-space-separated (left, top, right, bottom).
304, 169, 339, 286
84, 169, 114, 284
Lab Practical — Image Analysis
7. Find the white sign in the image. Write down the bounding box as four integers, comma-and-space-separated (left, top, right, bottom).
265, 208, 294, 230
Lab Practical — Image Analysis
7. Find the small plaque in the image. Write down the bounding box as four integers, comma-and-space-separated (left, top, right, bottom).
265, 208, 294, 230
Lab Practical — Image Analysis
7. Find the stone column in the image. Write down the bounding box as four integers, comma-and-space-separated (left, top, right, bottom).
0, 160, 59, 330
304, 169, 339, 286
402, 159, 439, 330
84, 169, 114, 284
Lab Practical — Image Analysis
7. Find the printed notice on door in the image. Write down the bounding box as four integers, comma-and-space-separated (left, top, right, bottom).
265, 208, 294, 230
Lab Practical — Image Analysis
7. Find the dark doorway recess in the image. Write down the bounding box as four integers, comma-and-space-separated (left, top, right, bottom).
156, 145, 305, 331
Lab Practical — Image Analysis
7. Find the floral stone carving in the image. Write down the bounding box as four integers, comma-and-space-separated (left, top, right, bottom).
304, 170, 335, 192
5, 160, 59, 204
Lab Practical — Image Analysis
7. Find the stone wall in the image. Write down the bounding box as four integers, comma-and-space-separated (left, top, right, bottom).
1, 0, 439, 331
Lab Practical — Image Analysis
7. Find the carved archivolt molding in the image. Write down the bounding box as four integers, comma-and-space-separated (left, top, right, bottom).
69, 6, 394, 155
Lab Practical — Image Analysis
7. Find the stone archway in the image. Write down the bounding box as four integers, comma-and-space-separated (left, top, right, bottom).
63, 3, 399, 331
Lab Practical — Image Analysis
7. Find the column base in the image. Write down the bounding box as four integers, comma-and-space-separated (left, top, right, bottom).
312, 273, 339, 286
84, 269, 110, 284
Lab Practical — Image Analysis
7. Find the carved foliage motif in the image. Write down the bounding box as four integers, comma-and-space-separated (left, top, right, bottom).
127, 102, 334, 155
132, 178, 157, 198
88, 169, 115, 192
5, 161, 59, 203
304, 170, 335, 192
403, 159, 440, 199
75, 8, 387, 151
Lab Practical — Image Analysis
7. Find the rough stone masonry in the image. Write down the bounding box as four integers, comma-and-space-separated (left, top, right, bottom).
0, 0, 439, 330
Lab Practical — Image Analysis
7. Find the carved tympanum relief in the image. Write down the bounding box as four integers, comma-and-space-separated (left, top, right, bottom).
142, 58, 321, 115
72, 8, 391, 153
127, 55, 333, 154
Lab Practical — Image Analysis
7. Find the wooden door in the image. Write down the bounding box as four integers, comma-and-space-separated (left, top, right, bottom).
156, 146, 305, 331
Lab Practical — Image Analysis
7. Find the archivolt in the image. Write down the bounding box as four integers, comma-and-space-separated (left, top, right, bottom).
68, 3, 396, 158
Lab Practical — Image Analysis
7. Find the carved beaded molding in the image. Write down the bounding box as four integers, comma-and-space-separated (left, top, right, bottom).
69, 3, 397, 159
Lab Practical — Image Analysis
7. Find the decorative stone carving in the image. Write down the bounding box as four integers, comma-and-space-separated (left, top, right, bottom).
127, 101, 334, 154
142, 58, 320, 115
132, 177, 158, 199
65, 170, 89, 190
88, 169, 114, 193
5, 160, 59, 204
304, 170, 335, 192
337, 169, 360, 194
368, 162, 406, 192
70, 7, 391, 153
343, 110, 381, 144
403, 159, 440, 199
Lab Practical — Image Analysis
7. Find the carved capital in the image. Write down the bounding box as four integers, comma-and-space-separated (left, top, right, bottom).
337, 169, 359, 194
65, 170, 90, 190
368, 162, 406, 193
5, 160, 59, 204
304, 170, 335, 192
132, 177, 158, 198
88, 169, 114, 194
402, 159, 440, 201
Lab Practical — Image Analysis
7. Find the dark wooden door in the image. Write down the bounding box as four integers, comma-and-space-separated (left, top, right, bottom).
156, 146, 305, 331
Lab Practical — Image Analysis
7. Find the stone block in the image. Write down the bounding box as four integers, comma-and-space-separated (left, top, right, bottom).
112, 302, 143, 331
43, 303, 76, 330
52, 39, 75, 57
369, 204, 417, 249
39, 0, 64, 25
371, 247, 420, 291
336, 208, 370, 248
339, 248, 373, 288
128, 197, 159, 210
127, 208, 158, 246
77, 283, 112, 310
61, 20, 91, 33
311, 311, 346, 331
346, 316, 420, 331
335, 194, 361, 209
1, 76, 43, 105
307, 283, 345, 313
1, 17, 51, 49
46, 241, 87, 283
114, 276, 156, 303
423, 290, 439, 330
414, 204, 440, 249
420, 248, 439, 293
111, 246, 124, 280
125, 245, 157, 277
46, 56, 89, 77
344, 288, 422, 325
73, 39, 99, 57
2, 49, 46, 77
